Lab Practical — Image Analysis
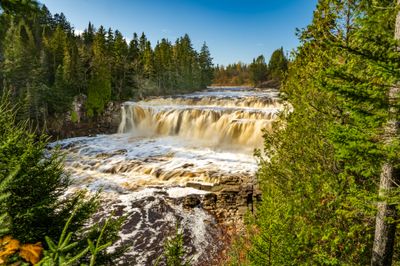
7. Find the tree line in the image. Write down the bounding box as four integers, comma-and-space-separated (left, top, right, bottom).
0, 3, 214, 127
213, 47, 288, 87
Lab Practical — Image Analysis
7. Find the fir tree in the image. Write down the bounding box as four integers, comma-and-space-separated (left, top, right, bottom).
0, 94, 99, 242
198, 42, 214, 89
86, 26, 111, 117
268, 47, 288, 81
249, 55, 268, 86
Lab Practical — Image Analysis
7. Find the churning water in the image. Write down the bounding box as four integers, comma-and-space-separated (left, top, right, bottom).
52, 87, 281, 265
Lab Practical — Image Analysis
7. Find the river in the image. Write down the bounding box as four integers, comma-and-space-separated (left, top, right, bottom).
52, 87, 281, 265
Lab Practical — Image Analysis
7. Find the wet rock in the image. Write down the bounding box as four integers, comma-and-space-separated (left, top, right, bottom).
221, 185, 240, 193
202, 193, 217, 210
219, 175, 240, 185
183, 194, 201, 208
186, 181, 214, 191
96, 195, 227, 266
47, 95, 122, 139
181, 163, 194, 168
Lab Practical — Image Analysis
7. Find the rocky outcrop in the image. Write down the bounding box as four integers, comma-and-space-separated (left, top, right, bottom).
186, 175, 262, 228
258, 78, 281, 89
80, 177, 258, 265
47, 95, 121, 139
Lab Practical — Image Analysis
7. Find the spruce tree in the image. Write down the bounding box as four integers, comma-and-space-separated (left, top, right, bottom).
86, 26, 111, 117
111, 30, 129, 100
268, 47, 288, 81
199, 42, 214, 89
0, 94, 99, 242
249, 55, 268, 86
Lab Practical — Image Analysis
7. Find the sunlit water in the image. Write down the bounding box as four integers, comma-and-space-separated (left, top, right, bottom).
51, 87, 281, 265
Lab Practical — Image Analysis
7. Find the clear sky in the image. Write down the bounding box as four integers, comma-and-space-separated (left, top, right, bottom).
40, 0, 318, 66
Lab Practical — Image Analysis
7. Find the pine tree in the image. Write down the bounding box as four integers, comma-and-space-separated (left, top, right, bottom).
0, 0, 39, 16
142, 40, 154, 79
198, 42, 214, 89
0, 94, 99, 242
162, 225, 191, 266
83, 21, 95, 45
0, 98, 20, 236
53, 12, 71, 33
2, 18, 35, 99
154, 38, 175, 93
173, 34, 198, 91
86, 26, 111, 117
268, 47, 288, 81
249, 55, 268, 86
111, 30, 129, 99
106, 27, 114, 53
128, 32, 140, 63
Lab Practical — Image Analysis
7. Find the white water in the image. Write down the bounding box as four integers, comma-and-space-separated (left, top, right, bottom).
118, 88, 280, 150
52, 87, 281, 265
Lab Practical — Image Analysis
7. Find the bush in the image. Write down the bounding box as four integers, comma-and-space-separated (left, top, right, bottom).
0, 94, 98, 243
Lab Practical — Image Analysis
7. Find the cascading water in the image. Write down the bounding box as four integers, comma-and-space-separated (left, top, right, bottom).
118, 89, 280, 150
52, 87, 281, 265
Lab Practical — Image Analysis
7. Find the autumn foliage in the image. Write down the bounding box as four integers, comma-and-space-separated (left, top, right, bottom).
0, 235, 43, 265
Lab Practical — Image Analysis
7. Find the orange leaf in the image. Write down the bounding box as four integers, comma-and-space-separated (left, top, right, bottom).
0, 235, 20, 262
19, 242, 43, 265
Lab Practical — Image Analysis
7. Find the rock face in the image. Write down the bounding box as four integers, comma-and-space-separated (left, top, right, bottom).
47, 95, 121, 139
91, 181, 259, 266
186, 175, 262, 228
94, 194, 229, 266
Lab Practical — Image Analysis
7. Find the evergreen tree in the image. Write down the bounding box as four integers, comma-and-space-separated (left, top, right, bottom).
86, 26, 111, 117
0, 0, 39, 16
249, 55, 268, 86
142, 40, 154, 79
162, 225, 191, 266
106, 27, 115, 53
174, 34, 197, 91
82, 21, 95, 45
111, 30, 129, 99
53, 12, 72, 33
268, 47, 288, 81
2, 19, 35, 99
198, 42, 214, 89
0, 95, 98, 243
154, 39, 174, 92
213, 62, 251, 86
128, 32, 140, 63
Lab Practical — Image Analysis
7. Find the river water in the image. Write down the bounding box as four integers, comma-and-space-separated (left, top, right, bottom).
52, 87, 281, 265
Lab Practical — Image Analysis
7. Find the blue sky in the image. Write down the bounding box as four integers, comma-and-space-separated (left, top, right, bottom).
41, 0, 317, 65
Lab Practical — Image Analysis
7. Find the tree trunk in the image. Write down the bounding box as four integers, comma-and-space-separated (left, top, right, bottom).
371, 2, 400, 265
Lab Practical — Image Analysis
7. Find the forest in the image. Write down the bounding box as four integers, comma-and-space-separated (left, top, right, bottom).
0, 1, 214, 129
212, 48, 288, 87
1, 0, 400, 265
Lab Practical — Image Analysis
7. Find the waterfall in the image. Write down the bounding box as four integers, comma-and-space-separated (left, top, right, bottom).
52, 88, 282, 265
118, 89, 281, 149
